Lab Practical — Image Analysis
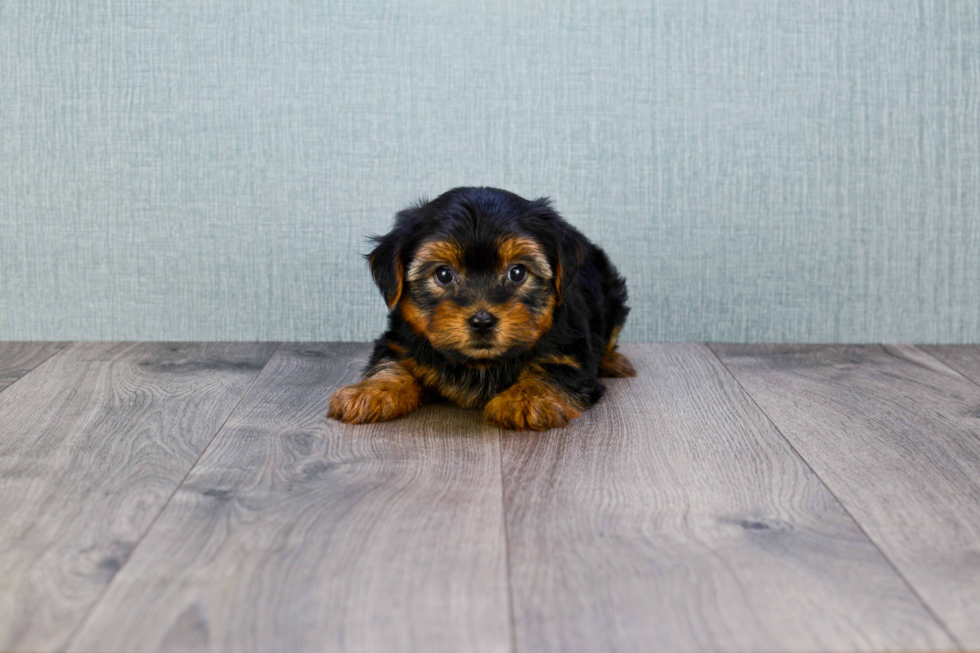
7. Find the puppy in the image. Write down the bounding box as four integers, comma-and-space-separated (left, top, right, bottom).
328, 186, 635, 430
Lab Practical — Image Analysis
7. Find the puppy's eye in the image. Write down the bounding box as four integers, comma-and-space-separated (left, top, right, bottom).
434, 266, 455, 286
508, 264, 527, 284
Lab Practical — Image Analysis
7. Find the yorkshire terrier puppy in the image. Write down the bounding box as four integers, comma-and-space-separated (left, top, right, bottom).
328, 186, 635, 430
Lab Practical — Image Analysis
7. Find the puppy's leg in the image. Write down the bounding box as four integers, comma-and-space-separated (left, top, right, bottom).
599, 350, 636, 377
599, 326, 636, 378
328, 357, 422, 424
484, 357, 595, 430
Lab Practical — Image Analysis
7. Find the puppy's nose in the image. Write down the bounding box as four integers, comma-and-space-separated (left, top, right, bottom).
467, 310, 498, 335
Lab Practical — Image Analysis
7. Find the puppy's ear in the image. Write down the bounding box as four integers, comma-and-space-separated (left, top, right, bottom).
529, 197, 588, 306
366, 231, 404, 310
554, 226, 587, 306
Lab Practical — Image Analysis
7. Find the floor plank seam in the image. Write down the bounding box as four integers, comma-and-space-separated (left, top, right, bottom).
60, 341, 284, 651
914, 346, 980, 390
704, 343, 966, 652
497, 428, 519, 653
0, 342, 72, 397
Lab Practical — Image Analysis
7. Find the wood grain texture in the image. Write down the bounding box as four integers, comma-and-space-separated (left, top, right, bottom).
920, 345, 980, 386
0, 341, 68, 392
712, 344, 980, 648
0, 342, 277, 652
70, 343, 511, 653
499, 343, 954, 653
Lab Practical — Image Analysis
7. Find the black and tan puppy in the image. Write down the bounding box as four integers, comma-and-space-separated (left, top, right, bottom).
328, 186, 635, 430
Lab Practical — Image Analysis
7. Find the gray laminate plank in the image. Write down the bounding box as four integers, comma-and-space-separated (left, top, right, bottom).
69, 343, 511, 653
0, 342, 278, 652
0, 342, 69, 392
501, 343, 955, 653
920, 345, 980, 386
712, 343, 980, 648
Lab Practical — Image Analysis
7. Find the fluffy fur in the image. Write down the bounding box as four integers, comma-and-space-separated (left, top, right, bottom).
327, 186, 635, 430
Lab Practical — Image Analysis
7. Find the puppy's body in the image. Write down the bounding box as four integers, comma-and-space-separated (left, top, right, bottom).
329, 187, 634, 430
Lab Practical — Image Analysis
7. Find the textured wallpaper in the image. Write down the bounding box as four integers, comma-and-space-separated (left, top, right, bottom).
1, 0, 978, 343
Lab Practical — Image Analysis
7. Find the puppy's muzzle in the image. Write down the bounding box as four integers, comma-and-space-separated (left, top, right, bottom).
467, 310, 498, 336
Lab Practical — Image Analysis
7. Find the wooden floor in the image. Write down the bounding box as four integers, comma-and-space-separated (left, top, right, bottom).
1, 343, 979, 652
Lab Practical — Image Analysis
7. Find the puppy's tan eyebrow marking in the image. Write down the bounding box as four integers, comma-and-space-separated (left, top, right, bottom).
496, 236, 552, 279
407, 239, 465, 281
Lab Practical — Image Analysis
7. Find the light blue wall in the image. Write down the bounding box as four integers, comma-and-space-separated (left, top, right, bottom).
2, 1, 978, 343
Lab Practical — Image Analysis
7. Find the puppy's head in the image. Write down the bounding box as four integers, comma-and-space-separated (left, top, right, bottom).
367, 187, 586, 361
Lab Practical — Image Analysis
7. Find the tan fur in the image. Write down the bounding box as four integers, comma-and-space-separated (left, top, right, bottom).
488, 294, 555, 355
538, 354, 582, 368
386, 339, 406, 355
327, 361, 422, 424
599, 326, 636, 377
599, 350, 636, 377
399, 297, 431, 341
398, 356, 440, 388
400, 293, 555, 360
496, 235, 553, 279
606, 325, 621, 350
406, 239, 465, 281
554, 258, 565, 305
483, 369, 583, 430
429, 300, 480, 352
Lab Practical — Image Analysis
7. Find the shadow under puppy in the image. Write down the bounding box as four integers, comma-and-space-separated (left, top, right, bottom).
329, 186, 635, 430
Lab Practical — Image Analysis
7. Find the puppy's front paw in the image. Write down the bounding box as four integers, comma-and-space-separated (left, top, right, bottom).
484, 380, 582, 431
327, 366, 422, 424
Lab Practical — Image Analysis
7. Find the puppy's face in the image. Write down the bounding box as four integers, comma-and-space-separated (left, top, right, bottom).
400, 234, 555, 359
368, 188, 585, 362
